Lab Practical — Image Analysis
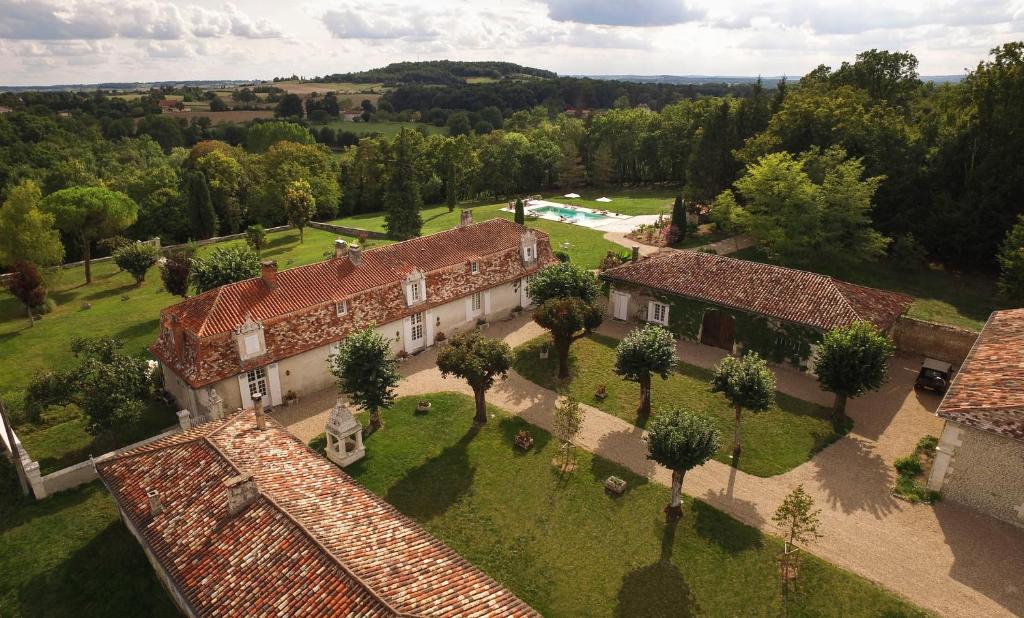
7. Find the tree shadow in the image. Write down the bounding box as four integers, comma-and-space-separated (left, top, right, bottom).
115, 317, 160, 342
384, 424, 480, 522
614, 516, 700, 617
697, 465, 765, 552
18, 519, 178, 617
497, 416, 553, 455
590, 425, 656, 482
811, 437, 899, 518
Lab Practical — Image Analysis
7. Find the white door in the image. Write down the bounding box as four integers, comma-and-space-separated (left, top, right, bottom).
405, 312, 425, 353
266, 363, 283, 407
613, 291, 629, 320
242, 366, 268, 408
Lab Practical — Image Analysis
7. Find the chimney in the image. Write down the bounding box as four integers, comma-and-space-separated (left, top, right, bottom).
224, 473, 258, 516
147, 489, 163, 517
349, 243, 362, 266
631, 246, 640, 262
253, 392, 266, 431
334, 238, 348, 259
260, 260, 278, 288
459, 209, 473, 227
170, 315, 184, 357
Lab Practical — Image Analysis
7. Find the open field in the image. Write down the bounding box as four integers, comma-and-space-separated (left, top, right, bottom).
512, 334, 843, 477
732, 247, 996, 331
313, 119, 445, 137
330, 393, 925, 617
546, 187, 680, 217
274, 80, 385, 95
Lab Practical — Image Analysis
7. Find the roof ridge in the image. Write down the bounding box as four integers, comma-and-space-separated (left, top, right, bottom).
824, 277, 864, 324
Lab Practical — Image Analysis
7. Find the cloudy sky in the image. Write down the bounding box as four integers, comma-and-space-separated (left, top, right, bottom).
1, 0, 1023, 85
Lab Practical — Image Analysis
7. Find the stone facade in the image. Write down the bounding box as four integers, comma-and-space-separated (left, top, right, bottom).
929, 422, 1024, 528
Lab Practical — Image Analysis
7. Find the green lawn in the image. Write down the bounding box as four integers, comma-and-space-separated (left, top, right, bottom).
731, 247, 995, 332
311, 119, 445, 137
0, 460, 176, 617
512, 334, 843, 477
0, 227, 360, 472
327, 393, 924, 617
545, 187, 679, 217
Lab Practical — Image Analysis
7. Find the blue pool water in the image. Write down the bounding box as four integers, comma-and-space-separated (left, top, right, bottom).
530, 205, 612, 222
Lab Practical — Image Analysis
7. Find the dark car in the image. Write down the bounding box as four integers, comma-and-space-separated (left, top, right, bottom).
915, 358, 953, 394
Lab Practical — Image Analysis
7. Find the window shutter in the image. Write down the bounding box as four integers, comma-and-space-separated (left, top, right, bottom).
267, 363, 283, 406
483, 291, 492, 315
647, 301, 655, 323
404, 283, 413, 306
238, 373, 253, 410
465, 297, 473, 322
661, 304, 670, 325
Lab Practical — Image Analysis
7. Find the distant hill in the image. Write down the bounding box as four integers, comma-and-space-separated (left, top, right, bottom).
0, 79, 254, 93
307, 61, 558, 87
580, 74, 965, 86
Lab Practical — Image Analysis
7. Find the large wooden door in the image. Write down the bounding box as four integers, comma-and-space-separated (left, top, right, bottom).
700, 310, 735, 351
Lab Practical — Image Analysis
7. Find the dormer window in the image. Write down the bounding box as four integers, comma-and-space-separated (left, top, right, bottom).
336, 300, 348, 316
470, 261, 479, 274
404, 269, 427, 307
235, 316, 266, 361
520, 230, 538, 265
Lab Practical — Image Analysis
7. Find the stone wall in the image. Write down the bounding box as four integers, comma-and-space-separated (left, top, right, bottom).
930, 422, 1024, 528
892, 316, 979, 366
307, 221, 388, 239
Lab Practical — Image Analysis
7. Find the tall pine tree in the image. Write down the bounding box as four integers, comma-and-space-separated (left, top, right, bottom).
384, 129, 424, 240
185, 170, 218, 240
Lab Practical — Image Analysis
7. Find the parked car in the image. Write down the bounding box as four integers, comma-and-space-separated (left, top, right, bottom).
915, 358, 953, 394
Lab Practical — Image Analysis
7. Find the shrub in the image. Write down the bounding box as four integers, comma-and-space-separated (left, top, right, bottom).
190, 245, 260, 293
894, 455, 923, 478
98, 235, 132, 256
245, 224, 268, 255
554, 250, 571, 263
113, 242, 160, 285
890, 233, 927, 269
160, 245, 194, 297
916, 435, 938, 452
4, 260, 48, 324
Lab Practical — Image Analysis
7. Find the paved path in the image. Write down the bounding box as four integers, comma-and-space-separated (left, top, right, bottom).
601, 232, 756, 258
275, 315, 1024, 618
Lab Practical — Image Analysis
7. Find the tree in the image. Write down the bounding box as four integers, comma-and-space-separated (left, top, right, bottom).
813, 321, 895, 421
773, 485, 822, 608
436, 331, 513, 424
190, 245, 261, 293
328, 328, 400, 429
194, 149, 245, 234
534, 297, 603, 380
4, 261, 47, 325
552, 396, 585, 471
710, 352, 776, 459
184, 170, 218, 240
25, 337, 151, 435
646, 408, 721, 516
526, 262, 600, 305
384, 129, 424, 239
446, 112, 471, 136
244, 121, 314, 153
209, 96, 228, 112
997, 213, 1024, 305
275, 93, 304, 118
136, 114, 185, 152
614, 325, 678, 419
514, 198, 525, 225
113, 242, 160, 286
41, 186, 138, 284
0, 180, 64, 268
254, 141, 341, 222
284, 178, 316, 242
160, 246, 193, 297
246, 224, 268, 256
669, 195, 687, 241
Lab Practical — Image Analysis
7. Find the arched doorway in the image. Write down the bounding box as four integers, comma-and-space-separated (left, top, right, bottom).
700, 310, 735, 351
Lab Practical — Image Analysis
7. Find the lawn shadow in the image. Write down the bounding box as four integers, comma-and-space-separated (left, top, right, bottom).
384, 424, 480, 522
497, 416, 553, 455
811, 436, 899, 518
614, 516, 700, 617
697, 465, 765, 552
115, 317, 160, 342
590, 424, 657, 482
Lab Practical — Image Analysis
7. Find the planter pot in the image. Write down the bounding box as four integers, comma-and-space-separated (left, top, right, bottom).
476, 322, 489, 331
604, 475, 627, 495
515, 436, 534, 450
539, 349, 549, 360
595, 392, 608, 401
415, 401, 432, 413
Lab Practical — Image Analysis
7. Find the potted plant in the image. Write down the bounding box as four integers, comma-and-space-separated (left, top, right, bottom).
397, 349, 409, 361
595, 384, 608, 401
604, 475, 627, 495
284, 390, 299, 406
539, 345, 549, 360
476, 316, 489, 331
514, 429, 534, 450
435, 331, 447, 346
416, 400, 432, 413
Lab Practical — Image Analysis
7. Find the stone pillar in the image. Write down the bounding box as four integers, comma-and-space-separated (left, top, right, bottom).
24, 459, 47, 500
207, 388, 224, 421
177, 409, 192, 431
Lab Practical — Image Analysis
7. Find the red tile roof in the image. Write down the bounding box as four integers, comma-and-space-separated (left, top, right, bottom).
602, 249, 912, 331
167, 219, 544, 337
936, 309, 1024, 442
96, 410, 538, 617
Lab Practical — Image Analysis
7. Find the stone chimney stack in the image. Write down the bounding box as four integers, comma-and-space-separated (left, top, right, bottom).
253, 392, 266, 431
334, 238, 348, 259
147, 489, 163, 517
459, 209, 473, 227
260, 260, 278, 288
349, 244, 362, 266
631, 246, 640, 262
225, 473, 258, 516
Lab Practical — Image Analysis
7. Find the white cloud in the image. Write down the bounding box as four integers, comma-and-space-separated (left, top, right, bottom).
545, 0, 703, 27
321, 6, 440, 40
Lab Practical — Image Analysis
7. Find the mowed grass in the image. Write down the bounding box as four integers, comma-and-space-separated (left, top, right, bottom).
732, 247, 995, 332
0, 460, 176, 617
546, 186, 680, 217
333, 393, 925, 617
0, 227, 360, 471
513, 334, 843, 477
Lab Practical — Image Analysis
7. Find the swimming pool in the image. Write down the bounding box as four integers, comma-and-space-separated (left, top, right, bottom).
529, 205, 612, 222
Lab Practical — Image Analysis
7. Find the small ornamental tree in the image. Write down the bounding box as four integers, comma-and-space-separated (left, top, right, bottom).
710, 352, 776, 458
646, 408, 721, 516
185, 170, 218, 240
436, 332, 513, 424
160, 245, 194, 297
190, 245, 261, 293
813, 321, 895, 421
284, 178, 316, 243
670, 195, 687, 240
4, 261, 48, 326
113, 242, 160, 286
553, 396, 585, 470
526, 262, 600, 305
514, 198, 525, 225
773, 485, 822, 604
614, 324, 678, 418
328, 328, 400, 430
245, 224, 268, 256
534, 297, 603, 379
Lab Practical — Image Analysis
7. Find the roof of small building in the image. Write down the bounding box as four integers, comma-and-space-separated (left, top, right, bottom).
601, 249, 912, 332
166, 219, 546, 338
936, 309, 1024, 442
96, 410, 537, 617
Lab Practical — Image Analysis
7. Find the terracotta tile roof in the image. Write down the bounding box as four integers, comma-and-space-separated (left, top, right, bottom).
601, 249, 912, 332
936, 309, 1024, 442
168, 219, 543, 337
96, 411, 538, 617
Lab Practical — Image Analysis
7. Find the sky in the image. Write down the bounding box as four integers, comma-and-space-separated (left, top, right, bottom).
1, 0, 1023, 86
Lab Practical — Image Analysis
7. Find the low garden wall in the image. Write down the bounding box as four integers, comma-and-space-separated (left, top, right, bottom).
892, 316, 978, 366
307, 221, 389, 240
